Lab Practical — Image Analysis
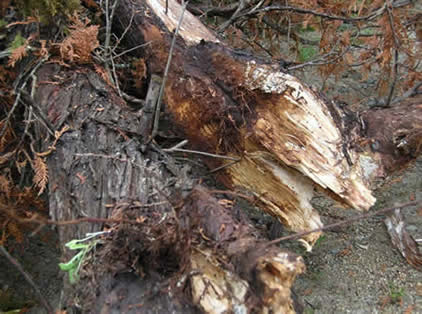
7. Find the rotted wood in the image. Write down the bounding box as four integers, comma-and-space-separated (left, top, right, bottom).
184, 187, 305, 314
117, 0, 353, 245
30, 0, 422, 312
361, 95, 422, 174
116, 0, 422, 247
34, 64, 164, 248
32, 64, 305, 313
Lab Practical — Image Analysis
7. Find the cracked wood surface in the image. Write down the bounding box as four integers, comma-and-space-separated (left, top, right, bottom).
118, 0, 379, 245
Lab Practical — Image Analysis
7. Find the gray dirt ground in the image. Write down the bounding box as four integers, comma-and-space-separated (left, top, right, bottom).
287, 62, 422, 313
292, 156, 422, 314
0, 227, 62, 313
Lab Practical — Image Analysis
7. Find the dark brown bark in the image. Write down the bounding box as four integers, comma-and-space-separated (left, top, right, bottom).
35, 65, 157, 249
362, 95, 422, 173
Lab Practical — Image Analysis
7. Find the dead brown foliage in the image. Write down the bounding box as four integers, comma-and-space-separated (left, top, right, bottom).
200, 0, 421, 102
58, 14, 99, 64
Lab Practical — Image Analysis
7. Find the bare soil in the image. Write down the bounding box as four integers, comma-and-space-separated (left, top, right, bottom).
293, 156, 422, 314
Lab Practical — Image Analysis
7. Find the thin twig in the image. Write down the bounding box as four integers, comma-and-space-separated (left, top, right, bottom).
48, 217, 145, 226
218, 0, 246, 33
0, 200, 168, 228
113, 42, 152, 59
267, 200, 421, 247
237, 24, 273, 57
385, 0, 400, 107
391, 81, 422, 104
208, 159, 240, 173
103, 0, 120, 90
385, 49, 399, 107
111, 9, 135, 55
237, 1, 411, 24
151, 0, 189, 141
104, 0, 120, 51
162, 147, 240, 161
0, 55, 48, 138
110, 49, 122, 96
121, 90, 145, 104
166, 139, 189, 150
188, 2, 241, 18
104, 0, 111, 49
19, 89, 55, 136
0, 245, 54, 313
288, 40, 353, 71
15, 104, 33, 151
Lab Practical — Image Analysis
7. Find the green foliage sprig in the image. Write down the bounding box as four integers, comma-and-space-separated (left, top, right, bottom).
16, 0, 81, 23
59, 231, 108, 284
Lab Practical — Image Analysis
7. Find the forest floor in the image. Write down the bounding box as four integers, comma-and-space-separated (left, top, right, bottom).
291, 156, 422, 314
288, 64, 422, 314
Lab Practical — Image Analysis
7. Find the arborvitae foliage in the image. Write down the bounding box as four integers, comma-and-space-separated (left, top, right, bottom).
0, 5, 91, 248
16, 0, 81, 23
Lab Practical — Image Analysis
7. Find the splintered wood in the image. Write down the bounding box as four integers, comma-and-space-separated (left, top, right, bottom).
186, 187, 305, 314
140, 0, 376, 246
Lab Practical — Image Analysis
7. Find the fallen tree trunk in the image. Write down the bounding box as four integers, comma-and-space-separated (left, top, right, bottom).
34, 64, 305, 313
29, 0, 422, 312
115, 0, 421, 245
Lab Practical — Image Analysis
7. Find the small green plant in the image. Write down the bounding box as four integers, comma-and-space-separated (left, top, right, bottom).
298, 25, 316, 33
388, 283, 405, 304
313, 234, 327, 248
59, 231, 107, 284
304, 307, 315, 314
8, 33, 26, 51
298, 44, 318, 62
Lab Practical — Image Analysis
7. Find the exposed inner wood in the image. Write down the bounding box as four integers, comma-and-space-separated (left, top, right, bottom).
118, 0, 379, 245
